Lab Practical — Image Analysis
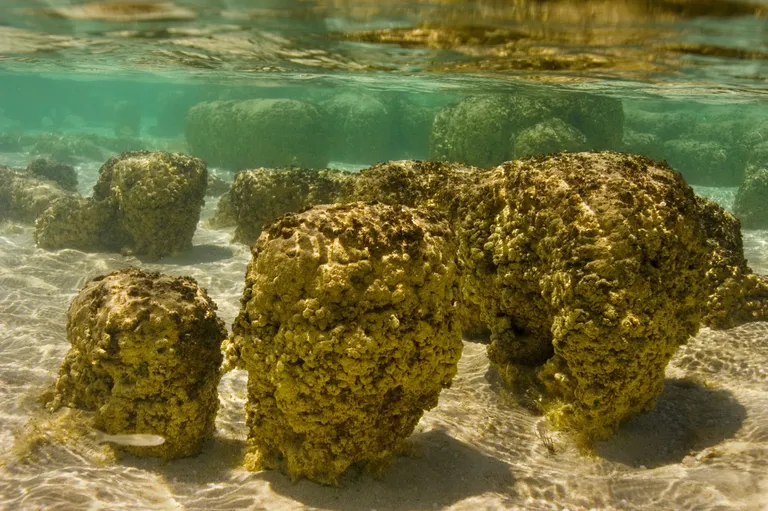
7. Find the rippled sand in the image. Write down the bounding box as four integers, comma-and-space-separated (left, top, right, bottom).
0, 182, 766, 510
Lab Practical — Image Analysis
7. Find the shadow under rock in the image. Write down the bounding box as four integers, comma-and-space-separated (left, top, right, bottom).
262, 428, 515, 511
139, 244, 235, 265
595, 378, 746, 468
120, 435, 247, 486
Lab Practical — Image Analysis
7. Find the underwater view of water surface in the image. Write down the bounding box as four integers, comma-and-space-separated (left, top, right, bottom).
1, 1, 768, 510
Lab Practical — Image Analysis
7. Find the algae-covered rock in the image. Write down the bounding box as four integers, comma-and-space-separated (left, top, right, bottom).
733, 142, 768, 229
35, 150, 207, 258
225, 202, 463, 484
95, 150, 207, 258
622, 130, 664, 160
430, 92, 623, 166
513, 118, 588, 158
29, 132, 104, 163
456, 151, 712, 442
46, 268, 226, 459
430, 96, 514, 167
321, 92, 392, 164
696, 196, 768, 329
34, 196, 124, 252
206, 173, 231, 197
26, 158, 78, 192
186, 99, 330, 170
352, 159, 480, 217
212, 167, 356, 245
662, 139, 731, 186
0, 165, 74, 223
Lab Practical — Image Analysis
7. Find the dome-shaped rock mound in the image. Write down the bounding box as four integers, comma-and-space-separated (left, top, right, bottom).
456, 151, 714, 443
46, 267, 227, 459
225, 202, 463, 484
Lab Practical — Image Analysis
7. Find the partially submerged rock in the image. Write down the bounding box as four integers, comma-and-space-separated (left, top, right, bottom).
225, 202, 463, 484
46, 268, 227, 459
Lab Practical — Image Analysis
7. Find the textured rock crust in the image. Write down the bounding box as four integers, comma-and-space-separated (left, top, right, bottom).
210, 167, 356, 246
35, 150, 207, 258
47, 267, 227, 459
0, 165, 73, 223
697, 196, 768, 328
186, 99, 330, 170
25, 158, 79, 192
454, 152, 713, 442
430, 93, 623, 167
225, 202, 463, 484
513, 118, 588, 158
733, 142, 768, 229
321, 92, 392, 164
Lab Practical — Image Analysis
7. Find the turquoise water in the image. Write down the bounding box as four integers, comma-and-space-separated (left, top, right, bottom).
1, 2, 768, 510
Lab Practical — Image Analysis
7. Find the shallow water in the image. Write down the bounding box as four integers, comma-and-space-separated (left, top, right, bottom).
1, 1, 768, 510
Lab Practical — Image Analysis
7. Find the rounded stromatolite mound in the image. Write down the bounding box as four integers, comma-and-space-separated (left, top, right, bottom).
733, 142, 768, 229
185, 99, 330, 170
225, 202, 463, 484
46, 267, 227, 459
25, 158, 78, 192
93, 151, 207, 258
352, 159, 481, 215
210, 167, 356, 246
35, 150, 208, 258
456, 151, 713, 443
0, 165, 74, 223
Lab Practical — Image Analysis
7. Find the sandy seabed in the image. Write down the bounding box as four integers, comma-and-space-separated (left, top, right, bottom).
0, 173, 766, 511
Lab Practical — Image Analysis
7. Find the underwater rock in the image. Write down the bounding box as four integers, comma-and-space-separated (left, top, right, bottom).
696, 196, 768, 329
29, 132, 104, 163
455, 151, 712, 443
513, 118, 588, 158
113, 100, 142, 138
352, 159, 480, 217
211, 167, 356, 245
321, 92, 392, 164
0, 165, 74, 223
622, 130, 665, 160
95, 150, 207, 258
225, 202, 463, 484
186, 99, 330, 170
206, 172, 231, 197
430, 95, 514, 167
662, 139, 735, 186
430, 92, 623, 166
46, 267, 226, 459
0, 132, 24, 152
35, 150, 207, 258
733, 143, 768, 230
34, 196, 124, 252
25, 157, 78, 192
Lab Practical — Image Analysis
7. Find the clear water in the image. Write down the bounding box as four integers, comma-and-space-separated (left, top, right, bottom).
1, 1, 767, 510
